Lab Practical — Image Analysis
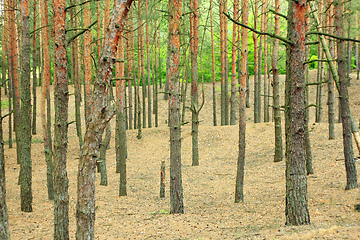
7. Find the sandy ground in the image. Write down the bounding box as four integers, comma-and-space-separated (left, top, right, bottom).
3, 70, 360, 239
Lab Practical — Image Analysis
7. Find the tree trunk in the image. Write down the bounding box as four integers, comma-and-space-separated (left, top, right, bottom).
146, 0, 152, 128
168, 0, 184, 214
326, 0, 335, 140
190, 0, 199, 166
210, 0, 217, 126
285, 0, 310, 226
315, 1, 324, 123
19, 0, 33, 213
220, 0, 227, 126
356, 12, 359, 80
126, 16, 133, 130
335, 0, 358, 190
0, 4, 9, 236
272, 0, 283, 163
253, 0, 259, 123
116, 36, 127, 196
32, 1, 37, 135
53, 0, 70, 237
76, 1, 133, 238
230, 0, 239, 125
84, 0, 93, 127
234, 0, 248, 203
40, 0, 54, 201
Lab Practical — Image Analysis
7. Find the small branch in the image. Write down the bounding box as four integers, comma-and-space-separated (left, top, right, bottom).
223, 12, 293, 45
66, 0, 100, 11
269, 9, 287, 20
306, 81, 328, 86
29, 24, 50, 35
306, 41, 319, 45
1, 110, 14, 120
67, 20, 97, 44
304, 59, 335, 64
306, 31, 360, 43
112, 77, 133, 81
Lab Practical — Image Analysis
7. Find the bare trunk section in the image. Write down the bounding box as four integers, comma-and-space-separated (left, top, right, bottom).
272, 0, 283, 163
230, 0, 239, 125
116, 36, 127, 196
234, 0, 248, 203
168, 0, 183, 214
32, 1, 37, 135
210, 0, 217, 126
253, 0, 259, 123
53, 0, 70, 238
40, 0, 54, 201
146, 0, 152, 128
285, 0, 310, 226
190, 0, 199, 166
76, 1, 133, 238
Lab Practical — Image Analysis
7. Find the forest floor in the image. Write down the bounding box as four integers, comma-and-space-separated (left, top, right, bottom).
3, 70, 360, 239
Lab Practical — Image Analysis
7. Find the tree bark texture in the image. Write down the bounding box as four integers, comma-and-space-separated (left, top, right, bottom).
76, 1, 133, 239
116, 36, 127, 196
19, 0, 33, 213
210, 0, 217, 127
0, 14, 9, 235
168, 0, 184, 214
230, 0, 239, 125
253, 0, 259, 123
285, 0, 310, 226
53, 0, 70, 237
190, 0, 199, 166
40, 0, 54, 201
220, 0, 227, 126
335, 0, 358, 190
272, 0, 283, 163
235, 0, 248, 203
32, 1, 37, 135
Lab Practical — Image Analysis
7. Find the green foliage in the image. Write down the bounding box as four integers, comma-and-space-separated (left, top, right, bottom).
309, 55, 318, 69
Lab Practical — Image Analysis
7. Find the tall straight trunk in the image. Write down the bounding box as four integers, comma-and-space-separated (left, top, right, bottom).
146, 0, 152, 128
230, 0, 239, 125
272, 0, 283, 162
327, 0, 335, 139
263, 0, 269, 123
190, 0, 199, 166
76, 1, 134, 239
253, 0, 259, 123
9, 0, 20, 165
220, 0, 227, 125
116, 37, 127, 196
126, 16, 133, 130
40, 0, 54, 201
0, 3, 10, 237
304, 3, 313, 175
139, 2, 146, 129
70, 0, 83, 148
234, 0, 248, 203
84, 0, 93, 125
285, 0, 310, 226
346, 2, 351, 84
32, 1, 37, 135
210, 0, 217, 126
168, 0, 183, 214
53, 0, 70, 238
154, 22, 159, 127
19, 0, 33, 213
257, 2, 264, 123
335, 0, 358, 190
97, 1, 101, 58
315, 1, 324, 123
158, 24, 162, 90
137, 5, 143, 137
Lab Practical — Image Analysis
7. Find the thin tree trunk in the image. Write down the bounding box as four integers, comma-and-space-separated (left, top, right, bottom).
234, 0, 248, 203
257, 2, 263, 123
230, 0, 239, 125
220, 0, 226, 125
168, 0, 183, 214
40, 0, 54, 201
19, 0, 33, 213
190, 0, 199, 166
146, 0, 152, 128
76, 1, 134, 239
356, 12, 359, 80
84, 0, 93, 127
327, 0, 335, 139
116, 36, 127, 196
0, 2, 10, 236
263, 0, 269, 123
126, 16, 133, 130
253, 0, 259, 123
315, 1, 324, 123
335, 0, 358, 190
272, 0, 283, 163
32, 1, 37, 135
285, 0, 310, 226
210, 0, 217, 126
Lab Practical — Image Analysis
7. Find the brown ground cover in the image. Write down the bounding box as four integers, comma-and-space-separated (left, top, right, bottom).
3, 70, 360, 239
